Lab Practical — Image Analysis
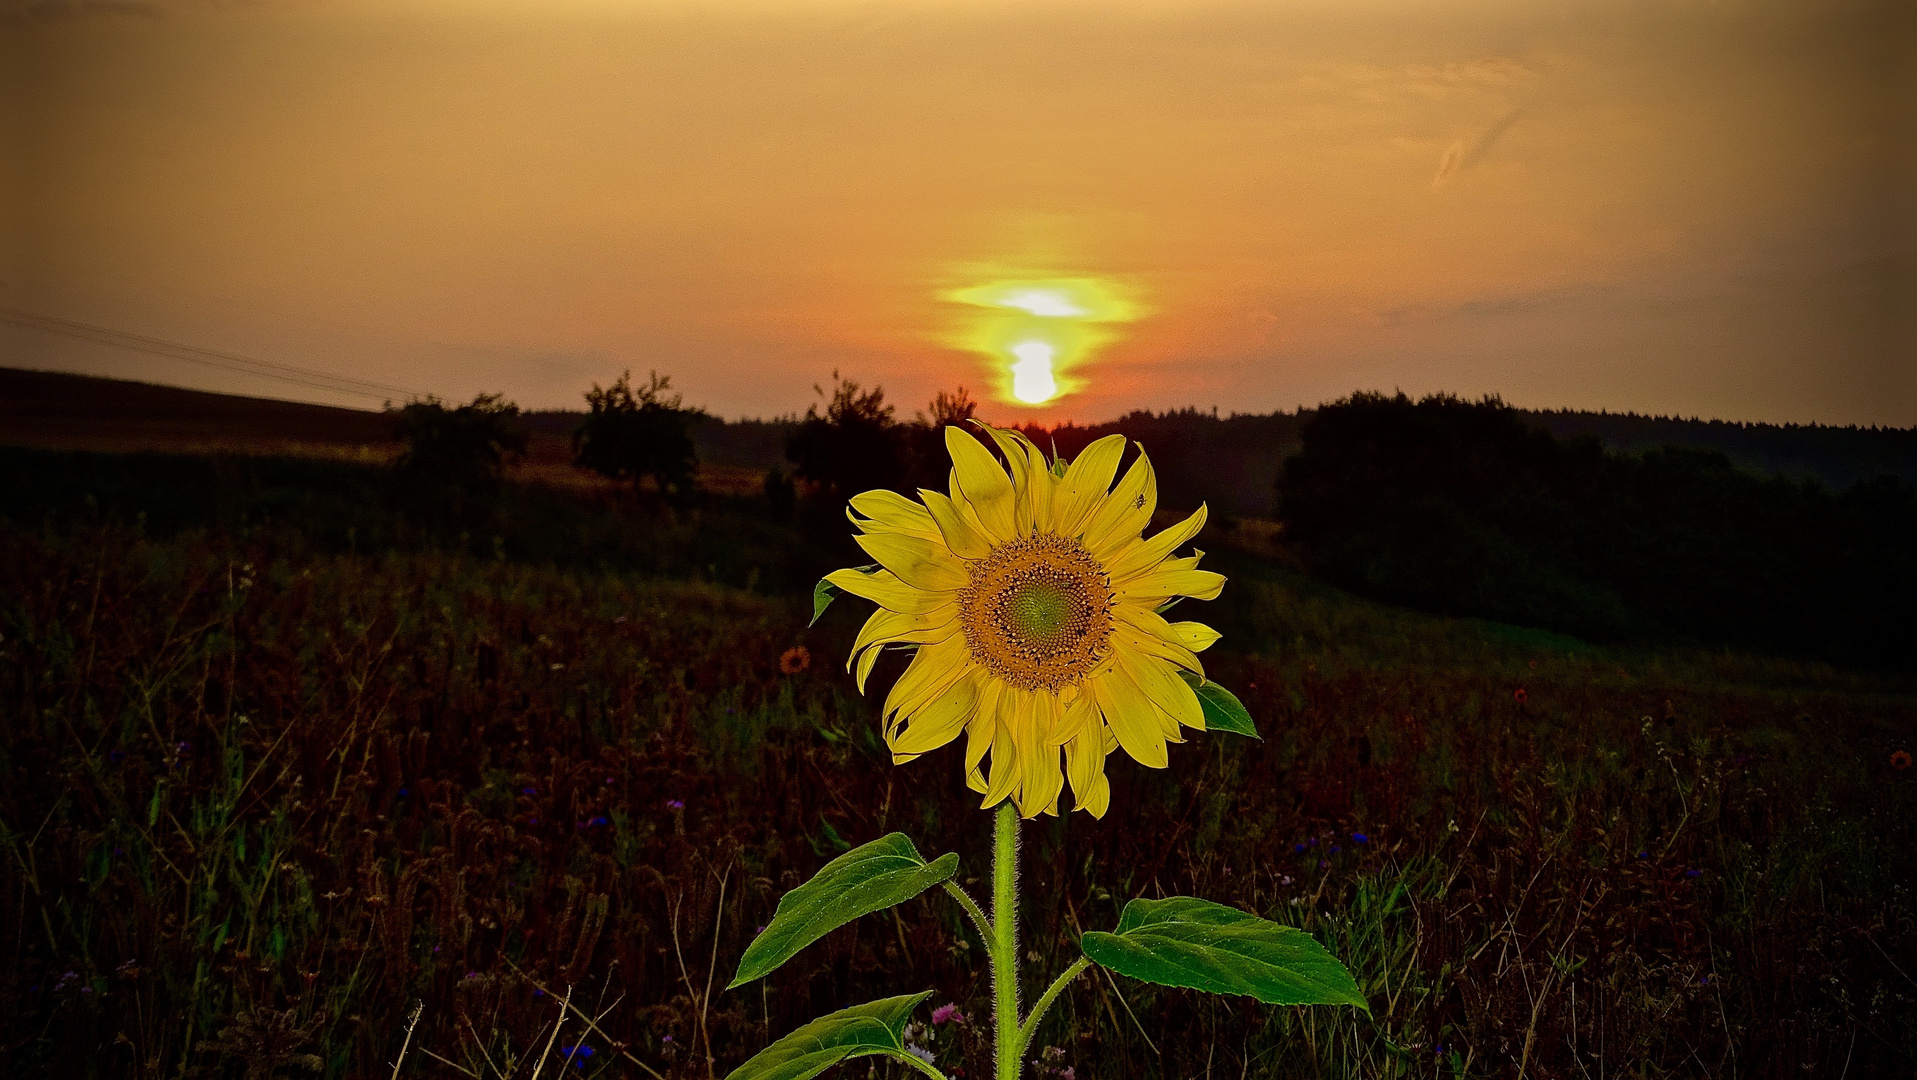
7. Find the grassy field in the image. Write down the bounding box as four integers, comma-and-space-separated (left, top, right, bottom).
1, 445, 1912, 1079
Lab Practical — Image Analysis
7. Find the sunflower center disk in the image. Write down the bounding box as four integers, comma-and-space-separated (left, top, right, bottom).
959, 535, 1115, 692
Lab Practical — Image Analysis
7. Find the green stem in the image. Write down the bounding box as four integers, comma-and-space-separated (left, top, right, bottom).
992, 800, 1020, 1080
1017, 956, 1090, 1061
888, 1049, 951, 1080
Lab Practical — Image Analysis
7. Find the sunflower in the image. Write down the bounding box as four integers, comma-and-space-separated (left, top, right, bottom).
824, 423, 1226, 819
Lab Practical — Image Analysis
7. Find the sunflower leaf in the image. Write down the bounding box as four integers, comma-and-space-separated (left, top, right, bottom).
1177, 670, 1259, 738
729, 834, 958, 988
810, 564, 879, 627
1080, 896, 1367, 1010
722, 992, 935, 1080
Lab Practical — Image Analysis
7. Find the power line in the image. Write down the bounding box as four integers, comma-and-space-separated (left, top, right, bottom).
0, 307, 437, 404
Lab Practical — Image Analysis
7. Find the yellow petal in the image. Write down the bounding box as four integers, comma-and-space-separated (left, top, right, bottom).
890, 675, 979, 756
945, 426, 1017, 541
882, 635, 969, 722
1118, 650, 1206, 734
826, 567, 949, 614
854, 532, 969, 592
981, 697, 1022, 807
919, 488, 995, 561
981, 424, 1050, 537
1054, 434, 1126, 540
1106, 505, 1208, 584
964, 677, 1004, 778
1082, 450, 1158, 560
1090, 670, 1168, 769
850, 603, 960, 668
1112, 619, 1204, 681
1115, 568, 1226, 604
1018, 693, 1065, 818
847, 489, 940, 540
1065, 730, 1111, 818
1168, 621, 1222, 653
850, 605, 960, 693
1046, 688, 1098, 746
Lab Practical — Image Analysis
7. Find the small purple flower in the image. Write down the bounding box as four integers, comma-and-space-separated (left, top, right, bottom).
1293, 843, 1306, 853
1330, 845, 1342, 854
560, 1044, 596, 1068
176, 742, 190, 753
112, 847, 124, 856
1307, 837, 1318, 847
1685, 869, 1702, 878
907, 1045, 935, 1064
397, 787, 409, 798
522, 787, 537, 796
534, 988, 545, 997
931, 1003, 966, 1025
666, 799, 684, 810
465, 971, 481, 980
1351, 832, 1369, 844
662, 1034, 673, 1043
754, 925, 765, 936
1636, 851, 1649, 859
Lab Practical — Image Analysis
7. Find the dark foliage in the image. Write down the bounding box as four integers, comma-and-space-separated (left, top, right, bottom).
0, 457, 1911, 1079
391, 393, 529, 493
785, 373, 910, 505
1279, 392, 1917, 669
572, 371, 702, 497
786, 378, 980, 507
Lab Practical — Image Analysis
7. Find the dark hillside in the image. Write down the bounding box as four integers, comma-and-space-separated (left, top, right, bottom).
1531, 408, 1917, 491
1279, 392, 1917, 669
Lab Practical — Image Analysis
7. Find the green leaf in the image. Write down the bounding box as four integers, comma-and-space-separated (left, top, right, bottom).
1177, 670, 1259, 739
729, 833, 958, 988
811, 564, 880, 626
1080, 896, 1367, 1010
722, 992, 933, 1080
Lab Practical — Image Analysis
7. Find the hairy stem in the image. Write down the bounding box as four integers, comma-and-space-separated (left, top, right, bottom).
992, 800, 1020, 1080
1017, 956, 1091, 1061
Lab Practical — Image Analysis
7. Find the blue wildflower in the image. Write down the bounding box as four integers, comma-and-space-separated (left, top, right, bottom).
1351, 832, 1369, 844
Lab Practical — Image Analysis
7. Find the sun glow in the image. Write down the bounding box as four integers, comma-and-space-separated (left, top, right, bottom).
941, 276, 1143, 408
1009, 341, 1058, 404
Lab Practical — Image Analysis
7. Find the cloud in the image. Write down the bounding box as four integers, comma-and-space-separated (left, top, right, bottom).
1432, 107, 1523, 188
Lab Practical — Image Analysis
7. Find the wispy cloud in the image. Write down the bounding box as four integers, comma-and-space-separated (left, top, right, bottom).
1432, 107, 1523, 188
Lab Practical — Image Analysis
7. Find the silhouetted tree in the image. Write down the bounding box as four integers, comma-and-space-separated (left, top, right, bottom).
905, 385, 979, 489
572, 370, 701, 497
786, 373, 907, 505
392, 393, 528, 493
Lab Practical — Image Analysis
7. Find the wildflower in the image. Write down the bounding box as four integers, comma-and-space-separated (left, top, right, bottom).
1513, 688, 1527, 704
779, 645, 812, 674
931, 1003, 967, 1025
824, 424, 1229, 818
1893, 750, 1912, 771
1685, 869, 1702, 878
666, 799, 684, 810
907, 1045, 936, 1065
1351, 832, 1369, 844
522, 787, 537, 796
559, 1044, 596, 1069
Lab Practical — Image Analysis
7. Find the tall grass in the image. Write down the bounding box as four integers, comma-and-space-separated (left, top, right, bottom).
0, 454, 1912, 1078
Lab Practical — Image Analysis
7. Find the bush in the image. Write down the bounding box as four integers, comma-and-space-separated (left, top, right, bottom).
391, 393, 528, 493
572, 370, 702, 497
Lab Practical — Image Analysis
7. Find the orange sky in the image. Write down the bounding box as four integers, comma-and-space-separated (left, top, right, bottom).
3, 0, 1912, 425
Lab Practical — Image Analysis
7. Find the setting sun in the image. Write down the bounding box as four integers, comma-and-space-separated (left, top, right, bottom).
942, 276, 1143, 408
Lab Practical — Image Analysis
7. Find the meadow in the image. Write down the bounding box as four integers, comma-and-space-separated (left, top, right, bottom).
1, 444, 1912, 1079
